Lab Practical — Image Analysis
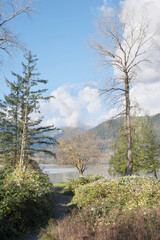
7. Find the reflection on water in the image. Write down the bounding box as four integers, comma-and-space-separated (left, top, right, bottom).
40, 164, 110, 183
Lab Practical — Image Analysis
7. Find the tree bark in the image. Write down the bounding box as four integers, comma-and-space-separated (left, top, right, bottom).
153, 169, 158, 179
125, 74, 133, 176
19, 95, 28, 165
19, 78, 30, 166
79, 168, 84, 177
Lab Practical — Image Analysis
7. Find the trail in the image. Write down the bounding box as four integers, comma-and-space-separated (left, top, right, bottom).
26, 187, 72, 240
53, 187, 73, 220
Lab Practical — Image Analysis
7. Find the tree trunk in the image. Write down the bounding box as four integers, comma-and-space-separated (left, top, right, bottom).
20, 84, 30, 166
79, 169, 84, 177
125, 75, 133, 176
153, 169, 158, 179
19, 102, 28, 165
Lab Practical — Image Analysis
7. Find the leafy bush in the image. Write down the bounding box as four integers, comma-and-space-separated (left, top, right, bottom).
0, 165, 55, 240
39, 176, 160, 240
70, 176, 160, 234
63, 174, 103, 195
71, 176, 160, 211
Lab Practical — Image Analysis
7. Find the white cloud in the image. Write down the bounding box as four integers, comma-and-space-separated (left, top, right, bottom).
131, 82, 160, 115
40, 85, 108, 128
99, 0, 114, 17
78, 87, 101, 114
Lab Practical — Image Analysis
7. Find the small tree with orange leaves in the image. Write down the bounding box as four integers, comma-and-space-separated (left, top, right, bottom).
57, 131, 102, 176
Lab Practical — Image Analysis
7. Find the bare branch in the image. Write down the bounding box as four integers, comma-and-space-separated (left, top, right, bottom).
90, 8, 155, 176
0, 0, 34, 58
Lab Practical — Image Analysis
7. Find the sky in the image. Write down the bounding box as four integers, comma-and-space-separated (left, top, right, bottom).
0, 0, 160, 128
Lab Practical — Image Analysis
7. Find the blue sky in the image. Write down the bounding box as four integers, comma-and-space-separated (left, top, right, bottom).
1, 0, 160, 128
1, 0, 113, 90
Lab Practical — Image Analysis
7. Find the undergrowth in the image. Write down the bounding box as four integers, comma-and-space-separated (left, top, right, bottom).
0, 164, 55, 240
39, 176, 160, 240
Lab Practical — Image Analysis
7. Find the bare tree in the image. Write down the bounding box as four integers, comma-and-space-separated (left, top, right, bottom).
0, 0, 34, 56
90, 9, 154, 175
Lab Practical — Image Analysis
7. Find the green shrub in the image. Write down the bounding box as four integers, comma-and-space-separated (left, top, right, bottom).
63, 174, 103, 195
39, 176, 160, 240
71, 176, 160, 211
0, 165, 55, 240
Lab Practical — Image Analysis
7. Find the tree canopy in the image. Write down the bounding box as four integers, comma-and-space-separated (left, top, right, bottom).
57, 130, 102, 176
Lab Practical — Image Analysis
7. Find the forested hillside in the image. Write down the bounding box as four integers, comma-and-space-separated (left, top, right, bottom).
37, 113, 160, 164
90, 113, 160, 146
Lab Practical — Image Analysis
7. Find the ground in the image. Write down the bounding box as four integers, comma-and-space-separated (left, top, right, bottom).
26, 186, 72, 240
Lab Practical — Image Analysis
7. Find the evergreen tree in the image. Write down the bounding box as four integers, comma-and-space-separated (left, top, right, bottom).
0, 100, 13, 164
0, 52, 58, 167
0, 75, 23, 165
140, 118, 160, 178
109, 117, 160, 177
108, 120, 142, 176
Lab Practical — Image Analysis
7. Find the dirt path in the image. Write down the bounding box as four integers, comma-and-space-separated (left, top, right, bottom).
26, 187, 72, 240
53, 187, 73, 220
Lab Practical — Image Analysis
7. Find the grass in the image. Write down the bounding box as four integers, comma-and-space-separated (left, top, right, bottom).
53, 182, 67, 188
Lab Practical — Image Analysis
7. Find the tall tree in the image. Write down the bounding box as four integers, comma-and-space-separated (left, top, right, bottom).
0, 52, 58, 167
90, 9, 154, 175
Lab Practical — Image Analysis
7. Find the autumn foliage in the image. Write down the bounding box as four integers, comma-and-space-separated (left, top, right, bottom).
57, 131, 102, 175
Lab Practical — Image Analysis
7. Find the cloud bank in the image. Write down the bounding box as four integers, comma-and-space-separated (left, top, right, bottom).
40, 84, 110, 128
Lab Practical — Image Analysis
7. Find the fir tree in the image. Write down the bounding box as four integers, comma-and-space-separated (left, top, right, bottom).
140, 118, 160, 178
109, 116, 160, 177
0, 75, 23, 165
0, 52, 58, 167
108, 120, 143, 176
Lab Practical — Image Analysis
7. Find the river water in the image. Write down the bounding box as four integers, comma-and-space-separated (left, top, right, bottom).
40, 164, 160, 183
40, 164, 110, 183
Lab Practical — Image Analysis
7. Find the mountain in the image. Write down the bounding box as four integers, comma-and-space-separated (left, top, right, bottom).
47, 113, 160, 147
89, 113, 160, 148
90, 117, 122, 140
150, 113, 160, 131
37, 113, 160, 164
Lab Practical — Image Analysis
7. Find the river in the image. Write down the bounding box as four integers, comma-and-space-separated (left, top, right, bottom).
40, 164, 110, 183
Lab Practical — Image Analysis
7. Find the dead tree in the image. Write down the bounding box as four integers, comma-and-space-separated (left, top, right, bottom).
90, 9, 153, 175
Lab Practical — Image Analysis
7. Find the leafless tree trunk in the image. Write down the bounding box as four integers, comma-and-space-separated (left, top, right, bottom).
125, 73, 133, 175
90, 9, 154, 175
